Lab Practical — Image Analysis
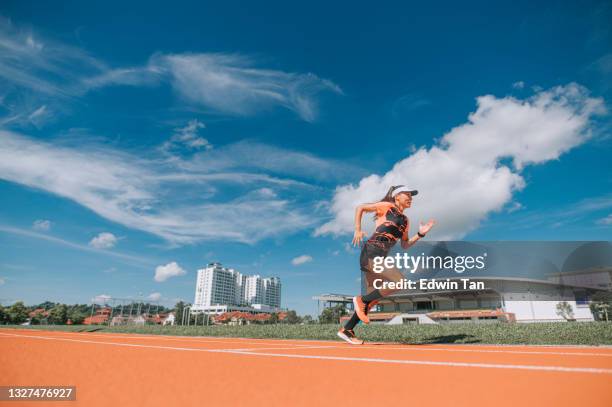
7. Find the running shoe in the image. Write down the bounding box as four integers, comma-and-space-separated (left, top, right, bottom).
353, 295, 370, 324
337, 327, 364, 345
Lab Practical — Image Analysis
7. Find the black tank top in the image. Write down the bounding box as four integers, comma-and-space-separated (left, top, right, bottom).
365, 205, 407, 253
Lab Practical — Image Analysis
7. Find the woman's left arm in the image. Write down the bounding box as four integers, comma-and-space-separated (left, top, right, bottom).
401, 219, 436, 250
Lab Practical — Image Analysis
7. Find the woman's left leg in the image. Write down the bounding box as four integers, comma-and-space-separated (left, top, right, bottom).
354, 266, 404, 322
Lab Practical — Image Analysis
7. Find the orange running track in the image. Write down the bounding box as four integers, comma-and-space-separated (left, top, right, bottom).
1, 328, 611, 407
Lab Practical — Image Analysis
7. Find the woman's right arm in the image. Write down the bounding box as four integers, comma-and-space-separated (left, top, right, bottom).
352, 202, 388, 246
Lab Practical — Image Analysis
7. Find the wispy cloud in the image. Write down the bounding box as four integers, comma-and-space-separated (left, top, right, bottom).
0, 129, 355, 245
317, 84, 606, 239
492, 194, 612, 230
87, 53, 342, 122
160, 119, 211, 154
0, 224, 153, 266
92, 294, 111, 304
181, 140, 359, 181
0, 18, 341, 126
0, 131, 352, 244
27, 105, 53, 127
291, 255, 313, 266
391, 93, 431, 117
32, 219, 51, 231
597, 214, 612, 225
148, 292, 162, 301
586, 53, 612, 91
0, 17, 105, 126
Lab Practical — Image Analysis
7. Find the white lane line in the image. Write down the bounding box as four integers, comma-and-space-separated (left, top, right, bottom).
0, 332, 328, 353
350, 345, 612, 357
229, 350, 612, 374
228, 345, 336, 352
8, 330, 612, 358
1, 332, 611, 375
11, 330, 318, 348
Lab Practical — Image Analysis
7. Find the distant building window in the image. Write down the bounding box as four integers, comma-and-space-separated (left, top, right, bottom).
574, 291, 589, 306
415, 302, 433, 311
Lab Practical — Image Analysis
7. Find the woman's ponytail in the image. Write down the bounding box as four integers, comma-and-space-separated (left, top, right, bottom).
372, 185, 404, 220
379, 185, 404, 203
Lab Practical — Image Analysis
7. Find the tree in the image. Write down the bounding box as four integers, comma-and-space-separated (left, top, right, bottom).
35, 301, 57, 310
0, 305, 7, 324
556, 301, 575, 321
589, 292, 612, 321
174, 301, 185, 325
7, 301, 28, 324
590, 302, 610, 322
319, 305, 348, 324
286, 310, 301, 324
302, 315, 314, 324
67, 307, 87, 324
49, 304, 68, 324
268, 313, 279, 324
30, 313, 47, 325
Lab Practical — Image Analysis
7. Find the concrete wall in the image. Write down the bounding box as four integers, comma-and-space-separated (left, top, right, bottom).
503, 300, 594, 322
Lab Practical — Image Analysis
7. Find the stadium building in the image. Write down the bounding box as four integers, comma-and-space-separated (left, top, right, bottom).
317, 241, 612, 324
192, 262, 282, 315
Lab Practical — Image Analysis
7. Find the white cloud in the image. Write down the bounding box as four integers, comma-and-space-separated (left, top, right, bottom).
316, 84, 605, 240
25, 34, 43, 51
160, 119, 211, 154
162, 53, 342, 122
32, 219, 51, 231
291, 255, 313, 266
505, 194, 612, 230
0, 18, 105, 127
597, 214, 612, 225
0, 19, 339, 126
86, 53, 342, 122
92, 294, 111, 304
82, 66, 163, 89
0, 277, 5, 285
27, 105, 53, 127
254, 188, 277, 198
0, 224, 152, 266
148, 292, 162, 301
154, 262, 186, 282
0, 131, 349, 245
183, 140, 358, 181
102, 267, 117, 273
512, 81, 525, 89
506, 202, 524, 213
0, 18, 103, 97
89, 232, 118, 249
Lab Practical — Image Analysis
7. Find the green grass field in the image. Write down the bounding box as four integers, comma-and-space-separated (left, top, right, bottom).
3, 322, 612, 345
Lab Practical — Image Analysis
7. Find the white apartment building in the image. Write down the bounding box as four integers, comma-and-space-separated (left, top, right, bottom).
193, 262, 282, 314
264, 277, 281, 308
245, 275, 264, 304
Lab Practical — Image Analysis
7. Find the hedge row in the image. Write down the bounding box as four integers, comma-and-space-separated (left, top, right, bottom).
3, 322, 612, 345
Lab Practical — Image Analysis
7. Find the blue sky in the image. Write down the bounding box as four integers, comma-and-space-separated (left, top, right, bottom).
0, 1, 610, 316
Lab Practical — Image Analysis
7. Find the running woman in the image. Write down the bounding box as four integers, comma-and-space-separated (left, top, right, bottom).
337, 185, 436, 344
